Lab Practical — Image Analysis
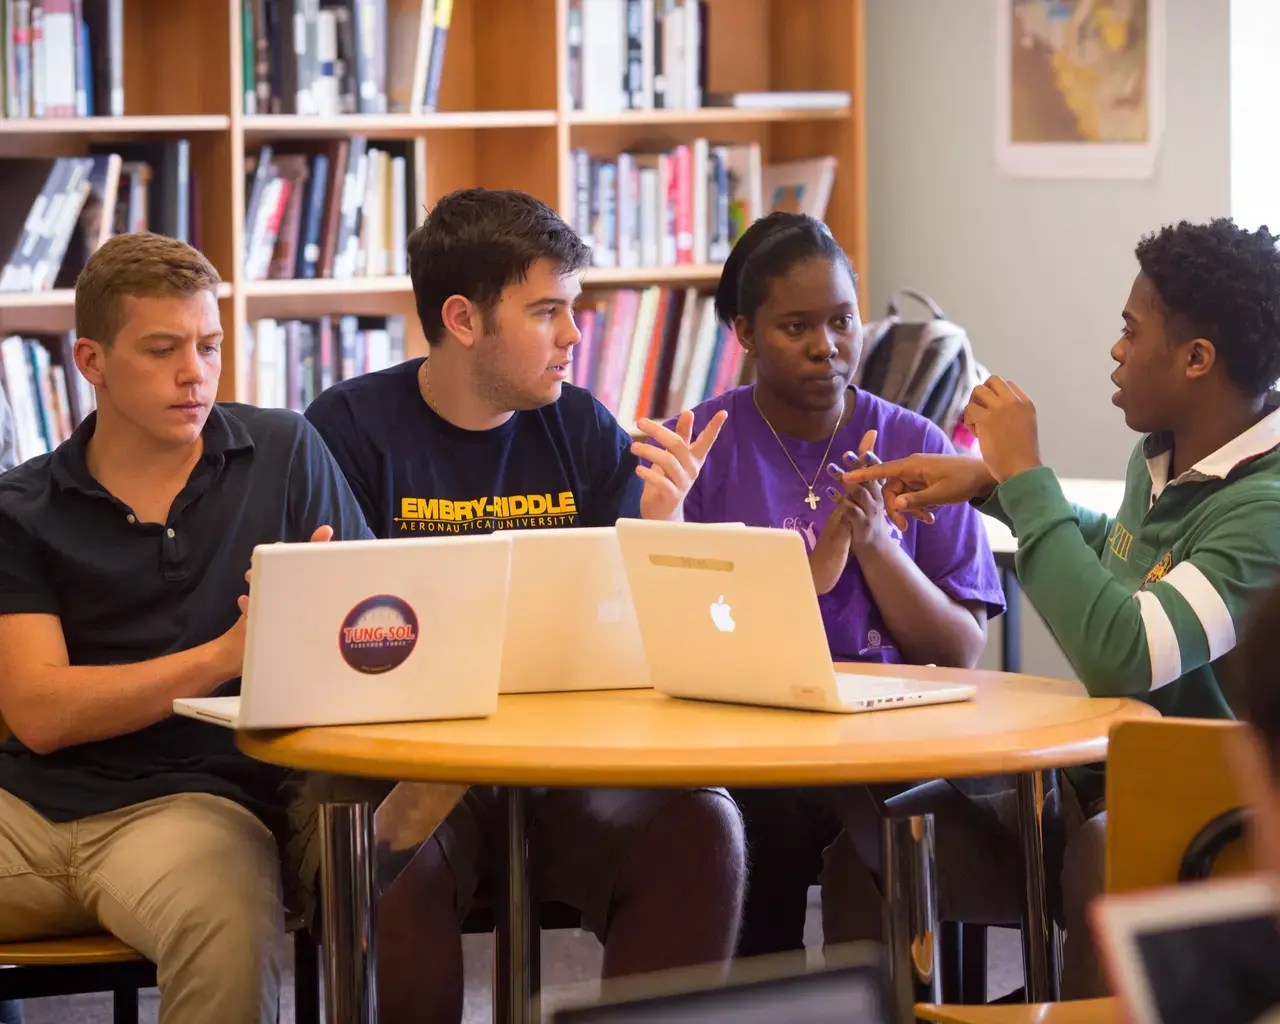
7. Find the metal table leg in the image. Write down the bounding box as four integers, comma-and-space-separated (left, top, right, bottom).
883, 813, 941, 1022
1015, 772, 1061, 1003
1001, 562, 1022, 675
318, 801, 379, 1024
495, 787, 538, 1024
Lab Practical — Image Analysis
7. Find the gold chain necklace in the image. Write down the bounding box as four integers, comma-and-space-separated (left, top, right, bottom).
752, 387, 844, 511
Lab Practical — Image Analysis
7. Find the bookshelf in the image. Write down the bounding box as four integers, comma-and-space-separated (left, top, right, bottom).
0, 0, 866, 413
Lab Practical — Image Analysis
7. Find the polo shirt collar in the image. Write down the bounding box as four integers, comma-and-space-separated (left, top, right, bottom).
1145, 391, 1280, 500
50, 403, 255, 496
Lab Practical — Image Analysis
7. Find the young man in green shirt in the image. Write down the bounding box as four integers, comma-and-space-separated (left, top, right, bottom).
843, 218, 1280, 996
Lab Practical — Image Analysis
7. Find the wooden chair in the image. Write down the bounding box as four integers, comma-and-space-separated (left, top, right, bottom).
917, 717, 1250, 1024
0, 716, 320, 1023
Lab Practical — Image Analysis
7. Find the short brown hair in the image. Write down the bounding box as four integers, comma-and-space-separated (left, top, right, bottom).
75, 233, 222, 345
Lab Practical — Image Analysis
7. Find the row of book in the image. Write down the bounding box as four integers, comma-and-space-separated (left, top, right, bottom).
567, 0, 851, 116
0, 332, 94, 463
245, 137, 424, 282
1, 0, 123, 120
243, 0, 453, 117
568, 0, 705, 113
238, 314, 406, 412
575, 286, 752, 428
0, 142, 193, 293
571, 141, 836, 271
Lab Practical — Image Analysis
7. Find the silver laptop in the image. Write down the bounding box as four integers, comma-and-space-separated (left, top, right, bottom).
499, 527, 649, 694
173, 534, 513, 729
615, 519, 976, 714
553, 944, 890, 1023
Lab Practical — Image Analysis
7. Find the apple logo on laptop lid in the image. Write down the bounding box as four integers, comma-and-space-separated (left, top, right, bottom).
710, 595, 735, 633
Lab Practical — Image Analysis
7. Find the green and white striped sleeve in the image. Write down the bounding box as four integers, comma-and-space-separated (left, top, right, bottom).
1134, 513, 1278, 689
997, 468, 1280, 697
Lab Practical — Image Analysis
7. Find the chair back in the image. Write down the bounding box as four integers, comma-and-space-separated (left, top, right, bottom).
1105, 717, 1252, 895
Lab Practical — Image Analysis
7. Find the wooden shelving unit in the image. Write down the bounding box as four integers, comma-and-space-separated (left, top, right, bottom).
0, 0, 867, 404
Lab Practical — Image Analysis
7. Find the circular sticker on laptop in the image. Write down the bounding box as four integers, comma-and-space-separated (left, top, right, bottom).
339, 595, 419, 675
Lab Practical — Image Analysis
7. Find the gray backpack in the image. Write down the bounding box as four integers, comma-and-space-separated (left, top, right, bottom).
855, 289, 987, 453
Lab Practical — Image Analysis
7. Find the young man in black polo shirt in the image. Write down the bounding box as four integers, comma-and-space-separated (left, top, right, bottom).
0, 234, 370, 1024
305, 187, 742, 1022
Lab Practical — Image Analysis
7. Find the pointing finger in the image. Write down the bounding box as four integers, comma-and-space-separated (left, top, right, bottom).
688, 409, 728, 460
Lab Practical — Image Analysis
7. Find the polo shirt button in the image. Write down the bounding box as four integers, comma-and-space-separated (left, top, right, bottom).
166, 528, 175, 539
126, 514, 136, 524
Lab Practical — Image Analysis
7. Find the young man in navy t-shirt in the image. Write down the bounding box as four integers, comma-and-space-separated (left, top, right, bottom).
305, 187, 739, 1022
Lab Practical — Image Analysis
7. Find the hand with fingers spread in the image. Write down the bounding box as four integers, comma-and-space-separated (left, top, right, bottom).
825, 430, 896, 555
962, 376, 1042, 483
809, 431, 894, 594
840, 452, 997, 525
631, 409, 728, 521
218, 524, 335, 679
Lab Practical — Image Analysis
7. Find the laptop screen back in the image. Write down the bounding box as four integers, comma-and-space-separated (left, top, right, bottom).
552, 962, 889, 1024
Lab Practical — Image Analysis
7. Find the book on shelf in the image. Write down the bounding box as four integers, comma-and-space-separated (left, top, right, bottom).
703, 91, 851, 111
244, 135, 424, 281
568, 0, 707, 113
2, 0, 124, 120
0, 142, 195, 294
0, 331, 94, 464
574, 285, 753, 430
761, 157, 837, 222
239, 313, 405, 411
243, 0, 453, 117
571, 141, 837, 271
571, 139, 761, 270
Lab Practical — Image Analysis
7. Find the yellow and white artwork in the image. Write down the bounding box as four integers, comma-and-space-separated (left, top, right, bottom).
996, 0, 1165, 178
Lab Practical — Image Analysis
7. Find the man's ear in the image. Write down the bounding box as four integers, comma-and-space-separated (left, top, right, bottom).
74, 337, 106, 386
440, 295, 481, 349
733, 314, 754, 355
1185, 337, 1217, 382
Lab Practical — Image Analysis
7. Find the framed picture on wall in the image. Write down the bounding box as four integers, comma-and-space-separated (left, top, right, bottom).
995, 0, 1166, 178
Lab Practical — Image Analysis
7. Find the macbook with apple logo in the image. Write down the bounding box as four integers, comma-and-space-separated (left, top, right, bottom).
614, 519, 976, 714
498, 524, 747, 694
498, 527, 651, 693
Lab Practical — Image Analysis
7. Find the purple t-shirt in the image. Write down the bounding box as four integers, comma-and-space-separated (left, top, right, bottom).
672, 386, 1005, 664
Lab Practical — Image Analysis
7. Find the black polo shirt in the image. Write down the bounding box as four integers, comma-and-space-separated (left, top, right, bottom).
0, 403, 372, 833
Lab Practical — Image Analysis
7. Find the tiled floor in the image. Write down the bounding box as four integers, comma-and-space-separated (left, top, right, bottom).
14, 896, 1026, 1022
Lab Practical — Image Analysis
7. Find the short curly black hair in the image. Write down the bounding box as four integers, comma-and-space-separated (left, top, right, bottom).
1135, 218, 1280, 397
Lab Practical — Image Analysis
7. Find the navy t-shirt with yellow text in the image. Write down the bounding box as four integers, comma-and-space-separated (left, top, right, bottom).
304, 358, 643, 537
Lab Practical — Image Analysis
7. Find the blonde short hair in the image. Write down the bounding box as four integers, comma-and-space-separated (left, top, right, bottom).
74, 233, 222, 346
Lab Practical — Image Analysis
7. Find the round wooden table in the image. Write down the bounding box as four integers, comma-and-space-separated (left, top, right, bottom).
237, 667, 1158, 1024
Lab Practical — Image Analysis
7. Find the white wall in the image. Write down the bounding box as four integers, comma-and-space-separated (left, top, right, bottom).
1230, 0, 1280, 233
864, 0, 1232, 679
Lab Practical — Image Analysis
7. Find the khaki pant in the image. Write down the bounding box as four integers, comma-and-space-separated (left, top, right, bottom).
0, 788, 285, 1024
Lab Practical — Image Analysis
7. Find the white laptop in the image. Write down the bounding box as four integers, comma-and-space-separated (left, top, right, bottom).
615, 519, 976, 714
173, 534, 513, 729
499, 527, 649, 693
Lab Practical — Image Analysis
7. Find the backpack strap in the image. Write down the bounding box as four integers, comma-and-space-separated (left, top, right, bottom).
887, 289, 947, 321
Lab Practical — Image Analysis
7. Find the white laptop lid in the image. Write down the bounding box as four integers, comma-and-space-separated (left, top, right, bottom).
616, 519, 839, 709
499, 527, 649, 694
239, 534, 512, 728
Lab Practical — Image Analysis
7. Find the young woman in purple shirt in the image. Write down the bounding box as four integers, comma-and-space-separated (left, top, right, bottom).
659, 212, 1006, 956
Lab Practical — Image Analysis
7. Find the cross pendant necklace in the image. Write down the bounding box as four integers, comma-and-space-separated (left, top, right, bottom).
752, 387, 843, 512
